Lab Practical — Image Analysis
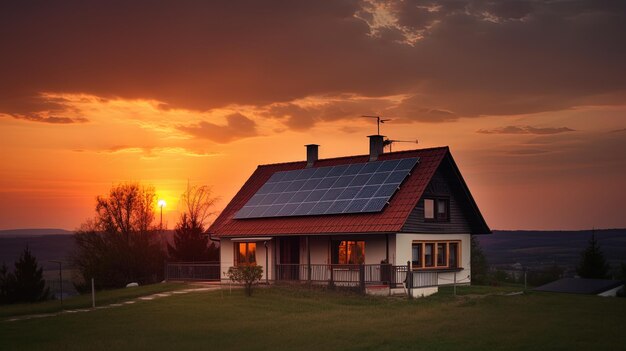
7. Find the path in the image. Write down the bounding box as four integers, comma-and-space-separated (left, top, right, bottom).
4, 285, 221, 323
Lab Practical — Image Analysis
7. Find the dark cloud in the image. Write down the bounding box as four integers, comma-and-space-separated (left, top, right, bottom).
0, 0, 624, 128
477, 125, 575, 135
9, 114, 88, 124
178, 113, 258, 143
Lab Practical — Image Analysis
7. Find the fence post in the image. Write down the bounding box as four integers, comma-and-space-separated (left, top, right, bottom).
453, 271, 457, 296
524, 268, 527, 290
359, 264, 365, 294
407, 261, 412, 299
91, 278, 96, 308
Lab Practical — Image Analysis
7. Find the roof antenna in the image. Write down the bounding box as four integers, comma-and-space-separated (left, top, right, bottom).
361, 115, 391, 135
383, 139, 419, 152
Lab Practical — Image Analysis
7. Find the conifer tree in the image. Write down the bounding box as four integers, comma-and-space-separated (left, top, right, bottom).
577, 231, 610, 279
13, 247, 49, 302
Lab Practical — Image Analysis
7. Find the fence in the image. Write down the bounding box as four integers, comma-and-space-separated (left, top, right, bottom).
164, 262, 221, 281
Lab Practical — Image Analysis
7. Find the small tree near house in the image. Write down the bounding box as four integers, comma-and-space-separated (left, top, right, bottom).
227, 264, 263, 297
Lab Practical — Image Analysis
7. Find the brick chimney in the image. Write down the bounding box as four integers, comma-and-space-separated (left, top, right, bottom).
306, 144, 319, 168
368, 135, 385, 161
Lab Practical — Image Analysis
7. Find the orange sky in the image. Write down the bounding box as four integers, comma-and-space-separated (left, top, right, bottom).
0, 1, 625, 230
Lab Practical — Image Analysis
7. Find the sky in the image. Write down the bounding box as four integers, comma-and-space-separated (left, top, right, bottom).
0, 0, 625, 231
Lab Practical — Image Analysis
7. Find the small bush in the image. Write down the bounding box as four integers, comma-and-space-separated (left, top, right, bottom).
227, 265, 263, 297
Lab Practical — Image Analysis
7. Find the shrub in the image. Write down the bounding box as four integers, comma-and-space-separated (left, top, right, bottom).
227, 265, 263, 297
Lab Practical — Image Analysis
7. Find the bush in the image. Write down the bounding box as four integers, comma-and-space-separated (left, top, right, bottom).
227, 265, 263, 297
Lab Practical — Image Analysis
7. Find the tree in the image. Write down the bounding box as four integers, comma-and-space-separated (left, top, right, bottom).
12, 247, 49, 303
227, 264, 263, 297
0, 263, 15, 304
577, 231, 610, 279
471, 235, 489, 284
167, 184, 219, 262
72, 183, 166, 289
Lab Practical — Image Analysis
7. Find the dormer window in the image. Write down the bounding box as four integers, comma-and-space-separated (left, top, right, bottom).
424, 198, 449, 222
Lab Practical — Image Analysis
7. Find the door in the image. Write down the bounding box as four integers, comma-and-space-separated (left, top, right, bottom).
279, 237, 300, 280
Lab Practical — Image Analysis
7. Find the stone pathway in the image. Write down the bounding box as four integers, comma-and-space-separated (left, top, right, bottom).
4, 286, 220, 323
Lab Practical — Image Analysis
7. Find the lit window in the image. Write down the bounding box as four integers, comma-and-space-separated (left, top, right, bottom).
236, 242, 256, 265
332, 240, 365, 264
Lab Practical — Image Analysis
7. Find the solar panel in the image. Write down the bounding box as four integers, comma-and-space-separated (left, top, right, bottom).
233, 157, 419, 219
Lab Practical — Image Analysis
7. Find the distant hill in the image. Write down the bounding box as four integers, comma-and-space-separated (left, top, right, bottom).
477, 229, 626, 271
0, 228, 73, 237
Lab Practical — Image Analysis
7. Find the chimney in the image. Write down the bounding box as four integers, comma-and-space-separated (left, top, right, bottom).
368, 135, 385, 161
305, 144, 319, 168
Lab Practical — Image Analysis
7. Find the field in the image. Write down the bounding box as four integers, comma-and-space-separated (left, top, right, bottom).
1, 284, 624, 350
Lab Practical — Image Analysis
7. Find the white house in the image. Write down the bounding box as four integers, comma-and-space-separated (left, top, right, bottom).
208, 136, 490, 297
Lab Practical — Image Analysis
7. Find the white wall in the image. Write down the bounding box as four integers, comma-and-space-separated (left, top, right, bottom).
395, 233, 472, 286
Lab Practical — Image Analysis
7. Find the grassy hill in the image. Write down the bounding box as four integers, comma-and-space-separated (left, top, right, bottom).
1, 285, 624, 350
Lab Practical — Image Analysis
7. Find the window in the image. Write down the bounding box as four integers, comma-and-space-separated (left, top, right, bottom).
411, 244, 422, 267
236, 242, 256, 265
411, 241, 461, 270
424, 199, 435, 219
436, 243, 447, 266
331, 240, 365, 264
424, 198, 449, 222
449, 242, 458, 268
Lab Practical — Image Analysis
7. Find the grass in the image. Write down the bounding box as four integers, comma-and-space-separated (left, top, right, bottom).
1, 284, 624, 350
0, 282, 187, 319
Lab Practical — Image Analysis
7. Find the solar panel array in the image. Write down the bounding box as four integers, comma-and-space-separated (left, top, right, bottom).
234, 157, 420, 219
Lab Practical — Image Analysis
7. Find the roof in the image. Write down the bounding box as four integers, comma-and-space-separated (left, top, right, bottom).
208, 146, 489, 237
534, 278, 625, 295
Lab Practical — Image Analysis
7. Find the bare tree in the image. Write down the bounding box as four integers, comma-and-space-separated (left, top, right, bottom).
168, 184, 219, 262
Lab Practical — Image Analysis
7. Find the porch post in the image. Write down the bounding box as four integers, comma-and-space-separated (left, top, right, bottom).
273, 238, 277, 282
385, 234, 389, 263
306, 236, 311, 285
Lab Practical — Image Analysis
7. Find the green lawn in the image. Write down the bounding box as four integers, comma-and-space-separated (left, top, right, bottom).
0, 282, 187, 319
1, 284, 624, 350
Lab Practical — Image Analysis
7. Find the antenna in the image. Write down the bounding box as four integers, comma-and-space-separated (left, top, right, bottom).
383, 139, 418, 152
361, 115, 391, 135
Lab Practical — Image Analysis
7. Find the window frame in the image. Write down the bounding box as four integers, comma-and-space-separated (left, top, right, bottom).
423, 197, 450, 222
411, 240, 461, 270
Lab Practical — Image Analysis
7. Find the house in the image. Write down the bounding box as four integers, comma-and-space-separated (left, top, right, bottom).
535, 278, 625, 297
208, 135, 490, 297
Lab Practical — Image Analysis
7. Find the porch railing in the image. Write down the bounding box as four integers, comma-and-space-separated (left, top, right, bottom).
165, 262, 221, 281
275, 263, 460, 290
275, 263, 412, 289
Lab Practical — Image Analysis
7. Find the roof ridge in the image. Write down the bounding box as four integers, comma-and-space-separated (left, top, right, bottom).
257, 145, 450, 168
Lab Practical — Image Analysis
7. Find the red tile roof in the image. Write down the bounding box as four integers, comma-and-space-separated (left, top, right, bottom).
208, 147, 449, 237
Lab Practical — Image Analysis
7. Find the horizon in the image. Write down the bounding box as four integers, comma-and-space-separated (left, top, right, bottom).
1, 1, 625, 231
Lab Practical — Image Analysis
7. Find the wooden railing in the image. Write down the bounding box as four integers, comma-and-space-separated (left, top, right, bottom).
165, 262, 221, 281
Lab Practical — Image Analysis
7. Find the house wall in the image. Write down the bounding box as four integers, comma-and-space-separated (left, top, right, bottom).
295, 234, 394, 265
395, 233, 472, 286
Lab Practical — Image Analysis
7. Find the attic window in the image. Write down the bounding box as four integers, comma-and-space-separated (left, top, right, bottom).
424, 198, 449, 222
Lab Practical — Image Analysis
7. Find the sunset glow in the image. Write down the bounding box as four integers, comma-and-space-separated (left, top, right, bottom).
0, 1, 624, 231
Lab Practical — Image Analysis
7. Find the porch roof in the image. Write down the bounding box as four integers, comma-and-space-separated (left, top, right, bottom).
209, 146, 465, 237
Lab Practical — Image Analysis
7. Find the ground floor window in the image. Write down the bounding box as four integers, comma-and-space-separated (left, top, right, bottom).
411, 241, 460, 269
331, 240, 365, 264
236, 242, 257, 265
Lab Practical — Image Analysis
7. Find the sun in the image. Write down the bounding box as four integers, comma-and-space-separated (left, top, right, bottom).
158, 199, 167, 208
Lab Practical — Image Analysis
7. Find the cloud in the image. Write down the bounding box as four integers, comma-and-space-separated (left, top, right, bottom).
0, 0, 624, 128
477, 125, 575, 135
79, 145, 217, 157
178, 113, 258, 143
9, 114, 88, 124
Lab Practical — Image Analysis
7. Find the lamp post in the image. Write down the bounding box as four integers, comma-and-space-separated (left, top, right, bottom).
158, 199, 166, 230
49, 260, 63, 309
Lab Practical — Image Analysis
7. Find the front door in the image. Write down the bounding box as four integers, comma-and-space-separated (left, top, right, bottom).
279, 237, 300, 280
